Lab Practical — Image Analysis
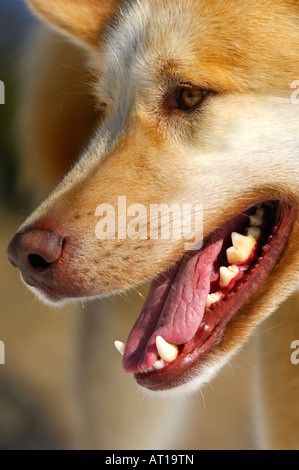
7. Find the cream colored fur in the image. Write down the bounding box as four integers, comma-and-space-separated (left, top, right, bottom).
11, 0, 299, 449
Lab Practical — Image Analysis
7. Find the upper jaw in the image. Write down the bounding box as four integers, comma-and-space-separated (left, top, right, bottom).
16, 191, 297, 300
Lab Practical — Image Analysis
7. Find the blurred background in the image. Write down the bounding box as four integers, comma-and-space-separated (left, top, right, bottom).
0, 0, 257, 450
0, 0, 31, 207
0, 0, 80, 449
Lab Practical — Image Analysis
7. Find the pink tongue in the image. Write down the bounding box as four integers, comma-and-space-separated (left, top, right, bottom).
123, 238, 224, 373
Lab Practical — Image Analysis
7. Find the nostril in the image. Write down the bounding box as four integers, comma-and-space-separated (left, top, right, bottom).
7, 229, 65, 277
27, 254, 52, 272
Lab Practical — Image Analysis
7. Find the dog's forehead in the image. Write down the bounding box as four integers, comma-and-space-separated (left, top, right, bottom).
99, 0, 199, 96
96, 0, 299, 99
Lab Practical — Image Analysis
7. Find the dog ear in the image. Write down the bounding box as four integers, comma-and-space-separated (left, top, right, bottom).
26, 0, 122, 47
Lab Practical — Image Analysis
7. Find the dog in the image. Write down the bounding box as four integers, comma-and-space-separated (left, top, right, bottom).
7, 0, 299, 449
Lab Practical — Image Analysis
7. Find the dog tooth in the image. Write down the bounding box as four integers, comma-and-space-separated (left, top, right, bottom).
139, 366, 153, 374
219, 265, 240, 288
231, 231, 257, 248
246, 226, 262, 241
156, 336, 179, 363
226, 232, 256, 264
205, 291, 223, 308
114, 340, 126, 356
152, 359, 166, 370
249, 208, 264, 227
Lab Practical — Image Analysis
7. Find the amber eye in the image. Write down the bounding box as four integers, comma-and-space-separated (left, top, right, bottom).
178, 86, 209, 111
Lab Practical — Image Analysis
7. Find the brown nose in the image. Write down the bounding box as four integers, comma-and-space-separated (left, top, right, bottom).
7, 229, 64, 286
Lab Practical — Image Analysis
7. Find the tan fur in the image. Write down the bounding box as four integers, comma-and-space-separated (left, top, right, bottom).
27, 0, 123, 47
10, 0, 299, 448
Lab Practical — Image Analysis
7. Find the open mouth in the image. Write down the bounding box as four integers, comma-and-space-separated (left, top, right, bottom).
115, 200, 296, 391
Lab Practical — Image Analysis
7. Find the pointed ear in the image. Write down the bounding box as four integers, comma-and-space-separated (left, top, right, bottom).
27, 0, 122, 47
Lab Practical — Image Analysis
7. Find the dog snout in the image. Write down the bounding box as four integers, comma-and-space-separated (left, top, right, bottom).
7, 228, 65, 287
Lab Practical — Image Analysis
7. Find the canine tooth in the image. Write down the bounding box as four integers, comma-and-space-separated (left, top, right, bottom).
226, 232, 256, 264
246, 226, 262, 241
249, 208, 264, 226
156, 336, 179, 363
114, 341, 126, 356
205, 291, 222, 308
153, 359, 166, 370
219, 265, 239, 288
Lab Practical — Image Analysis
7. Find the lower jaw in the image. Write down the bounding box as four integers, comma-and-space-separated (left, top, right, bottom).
134, 200, 296, 392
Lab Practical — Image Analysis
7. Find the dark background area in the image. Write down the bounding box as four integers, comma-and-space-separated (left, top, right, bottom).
0, 0, 35, 208
0, 1, 72, 449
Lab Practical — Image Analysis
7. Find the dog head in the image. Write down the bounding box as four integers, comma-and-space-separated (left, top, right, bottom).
7, 0, 299, 394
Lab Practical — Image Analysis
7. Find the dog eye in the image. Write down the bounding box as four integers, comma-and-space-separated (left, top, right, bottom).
178, 86, 209, 111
